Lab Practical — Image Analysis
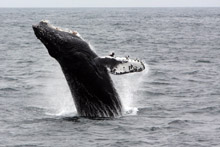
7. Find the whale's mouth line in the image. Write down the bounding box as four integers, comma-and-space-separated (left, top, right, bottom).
37, 20, 82, 38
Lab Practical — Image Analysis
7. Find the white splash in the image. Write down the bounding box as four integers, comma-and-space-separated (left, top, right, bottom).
43, 63, 76, 116
112, 63, 149, 116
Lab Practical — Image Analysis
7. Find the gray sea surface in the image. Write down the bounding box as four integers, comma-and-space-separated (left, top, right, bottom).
0, 8, 220, 147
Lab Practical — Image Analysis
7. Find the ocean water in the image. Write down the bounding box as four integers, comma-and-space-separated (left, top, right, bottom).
1, 8, 220, 147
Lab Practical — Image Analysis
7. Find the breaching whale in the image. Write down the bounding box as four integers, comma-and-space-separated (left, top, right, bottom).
32, 20, 145, 118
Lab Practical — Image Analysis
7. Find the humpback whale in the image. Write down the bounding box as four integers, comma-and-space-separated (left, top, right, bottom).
32, 20, 145, 118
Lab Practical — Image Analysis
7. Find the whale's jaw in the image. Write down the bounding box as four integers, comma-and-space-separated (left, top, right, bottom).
32, 21, 122, 118
32, 20, 95, 60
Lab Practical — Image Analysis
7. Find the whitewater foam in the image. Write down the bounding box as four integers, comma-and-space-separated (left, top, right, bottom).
112, 62, 149, 116
42, 62, 76, 116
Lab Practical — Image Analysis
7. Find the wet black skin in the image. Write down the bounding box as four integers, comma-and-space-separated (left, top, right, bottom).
32, 21, 122, 118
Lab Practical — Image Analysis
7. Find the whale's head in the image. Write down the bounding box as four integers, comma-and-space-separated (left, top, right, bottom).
32, 20, 95, 60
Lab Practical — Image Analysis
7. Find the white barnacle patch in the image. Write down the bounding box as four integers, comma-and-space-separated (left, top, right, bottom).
40, 20, 83, 39
41, 19, 50, 24
100, 56, 145, 75
111, 57, 145, 75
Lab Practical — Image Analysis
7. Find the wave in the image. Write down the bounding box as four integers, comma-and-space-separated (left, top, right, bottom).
0, 87, 18, 91
196, 60, 211, 63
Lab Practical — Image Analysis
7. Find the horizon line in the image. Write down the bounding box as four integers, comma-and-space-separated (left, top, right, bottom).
1, 6, 220, 8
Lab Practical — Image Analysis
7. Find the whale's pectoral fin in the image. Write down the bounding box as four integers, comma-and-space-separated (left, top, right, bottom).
95, 56, 145, 75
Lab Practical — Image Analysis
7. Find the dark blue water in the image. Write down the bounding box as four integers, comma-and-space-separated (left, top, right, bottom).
1, 8, 220, 147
